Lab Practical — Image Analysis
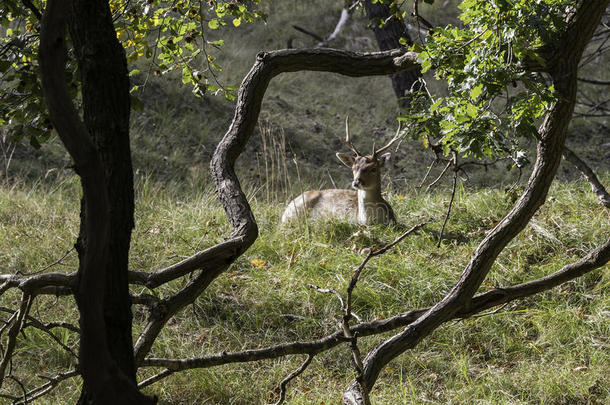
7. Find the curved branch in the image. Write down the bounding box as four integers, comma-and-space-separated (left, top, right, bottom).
343, 2, 610, 401
271, 354, 314, 405
12, 370, 79, 405
0, 272, 74, 295
137, 237, 609, 378
562, 146, 610, 207
578, 77, 610, 85
133, 47, 420, 364
0, 293, 30, 390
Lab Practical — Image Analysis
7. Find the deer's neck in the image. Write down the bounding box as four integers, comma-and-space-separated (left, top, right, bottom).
357, 187, 384, 224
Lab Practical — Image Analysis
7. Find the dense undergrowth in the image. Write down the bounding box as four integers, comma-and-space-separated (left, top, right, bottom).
1, 175, 608, 404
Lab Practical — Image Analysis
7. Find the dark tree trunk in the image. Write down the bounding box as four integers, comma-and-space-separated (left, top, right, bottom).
562, 146, 610, 207
67, 0, 137, 401
40, 0, 154, 402
363, 0, 422, 107
342, 1, 609, 402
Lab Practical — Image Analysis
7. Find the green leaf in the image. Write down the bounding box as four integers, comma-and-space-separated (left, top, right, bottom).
466, 103, 477, 118
421, 59, 432, 73
208, 19, 220, 29
430, 99, 443, 113
469, 84, 483, 101
410, 43, 424, 53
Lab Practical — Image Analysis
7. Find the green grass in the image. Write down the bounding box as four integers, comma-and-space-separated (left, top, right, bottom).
1, 176, 608, 404
10, 0, 609, 193
1, 1, 609, 403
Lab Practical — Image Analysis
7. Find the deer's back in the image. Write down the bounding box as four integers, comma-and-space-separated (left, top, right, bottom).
281, 189, 358, 223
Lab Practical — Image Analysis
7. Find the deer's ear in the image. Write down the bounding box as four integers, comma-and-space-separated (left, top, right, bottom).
378, 152, 391, 167
336, 152, 356, 167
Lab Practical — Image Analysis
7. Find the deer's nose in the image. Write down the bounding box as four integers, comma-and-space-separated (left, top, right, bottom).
352, 179, 362, 188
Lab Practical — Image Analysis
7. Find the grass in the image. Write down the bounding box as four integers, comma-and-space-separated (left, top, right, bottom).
1, 1, 609, 403
1, 175, 608, 404
6, 0, 607, 193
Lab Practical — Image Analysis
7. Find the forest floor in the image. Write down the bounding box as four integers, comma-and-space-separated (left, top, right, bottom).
0, 175, 608, 404
1, 0, 609, 403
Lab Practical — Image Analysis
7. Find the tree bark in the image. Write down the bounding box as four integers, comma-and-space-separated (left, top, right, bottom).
342, 1, 610, 403
39, 0, 154, 403
66, 1, 137, 401
562, 146, 610, 207
363, 0, 422, 107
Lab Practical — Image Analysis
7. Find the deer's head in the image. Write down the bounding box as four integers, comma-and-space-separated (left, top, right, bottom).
336, 117, 401, 191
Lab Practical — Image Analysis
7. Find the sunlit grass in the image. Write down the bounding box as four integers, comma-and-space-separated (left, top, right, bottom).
1, 175, 608, 404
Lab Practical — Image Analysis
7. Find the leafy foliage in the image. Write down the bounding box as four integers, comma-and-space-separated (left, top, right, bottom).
114, 0, 266, 99
401, 0, 576, 163
0, 0, 265, 148
0, 0, 54, 148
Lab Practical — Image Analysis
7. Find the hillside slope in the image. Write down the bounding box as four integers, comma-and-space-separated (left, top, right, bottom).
2, 0, 608, 196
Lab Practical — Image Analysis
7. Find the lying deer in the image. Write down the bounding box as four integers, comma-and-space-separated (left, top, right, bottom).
282, 117, 400, 225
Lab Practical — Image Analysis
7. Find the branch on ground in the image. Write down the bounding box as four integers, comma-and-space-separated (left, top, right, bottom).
136, 237, 609, 383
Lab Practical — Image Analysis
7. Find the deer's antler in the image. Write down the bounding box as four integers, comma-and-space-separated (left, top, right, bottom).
373, 121, 403, 158
344, 116, 362, 156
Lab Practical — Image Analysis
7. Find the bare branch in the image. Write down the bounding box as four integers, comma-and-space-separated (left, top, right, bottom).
578, 77, 610, 85
0, 272, 75, 296
426, 159, 452, 192
292, 25, 324, 43
270, 355, 314, 405
41, 321, 79, 333
0, 293, 31, 390
12, 370, 78, 405
563, 147, 610, 207
139, 237, 610, 379
417, 158, 439, 189
137, 369, 173, 389
23, 317, 78, 359
325, 7, 352, 45
437, 160, 458, 248
412, 0, 435, 34
292, 3, 354, 48
308, 284, 345, 312
18, 248, 74, 276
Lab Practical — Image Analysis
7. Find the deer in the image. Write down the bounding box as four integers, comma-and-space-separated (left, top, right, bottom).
281, 117, 401, 225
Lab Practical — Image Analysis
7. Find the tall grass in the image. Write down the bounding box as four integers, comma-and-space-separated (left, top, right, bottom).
258, 120, 292, 203
1, 176, 608, 404
1, 1, 609, 402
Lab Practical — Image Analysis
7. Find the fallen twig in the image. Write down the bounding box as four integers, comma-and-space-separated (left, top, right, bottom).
270, 355, 313, 405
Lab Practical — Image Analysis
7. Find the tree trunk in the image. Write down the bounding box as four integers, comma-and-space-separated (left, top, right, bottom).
562, 146, 610, 207
342, 1, 610, 402
67, 0, 137, 401
39, 0, 154, 402
363, 0, 422, 107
